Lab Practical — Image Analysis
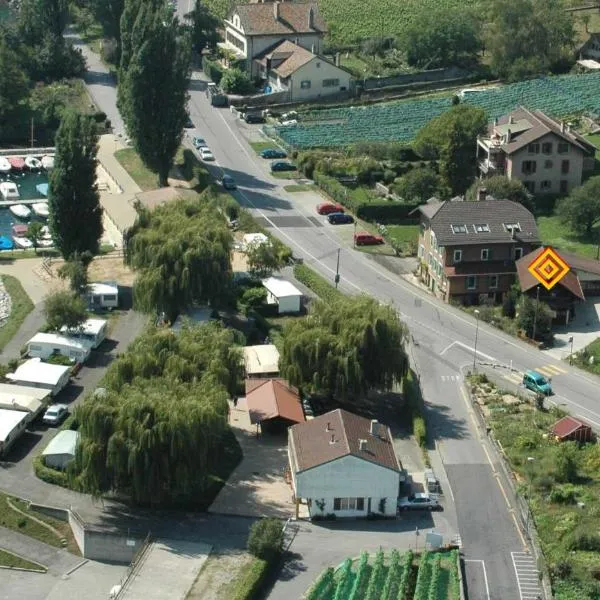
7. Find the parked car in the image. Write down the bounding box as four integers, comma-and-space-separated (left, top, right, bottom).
327, 212, 354, 224
355, 232, 384, 246
317, 202, 345, 215
221, 175, 236, 190
281, 111, 298, 121
260, 148, 287, 159
184, 114, 194, 128
193, 137, 208, 150
42, 404, 69, 426
200, 147, 214, 161
280, 119, 297, 126
523, 370, 553, 395
270, 161, 296, 172
244, 112, 265, 124
397, 493, 440, 511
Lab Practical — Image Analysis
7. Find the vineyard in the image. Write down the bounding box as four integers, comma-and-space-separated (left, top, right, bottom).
305, 549, 461, 600
271, 72, 600, 149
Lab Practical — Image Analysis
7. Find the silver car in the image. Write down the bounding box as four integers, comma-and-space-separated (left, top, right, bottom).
42, 404, 68, 426
397, 492, 441, 511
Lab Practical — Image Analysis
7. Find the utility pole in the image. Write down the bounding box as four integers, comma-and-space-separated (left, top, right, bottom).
531, 286, 540, 341
30, 118, 34, 148
334, 248, 340, 289
473, 309, 480, 372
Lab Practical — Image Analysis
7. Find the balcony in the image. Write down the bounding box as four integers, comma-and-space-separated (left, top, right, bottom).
479, 159, 505, 175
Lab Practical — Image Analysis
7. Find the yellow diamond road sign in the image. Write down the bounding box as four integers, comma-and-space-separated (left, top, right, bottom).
528, 247, 570, 291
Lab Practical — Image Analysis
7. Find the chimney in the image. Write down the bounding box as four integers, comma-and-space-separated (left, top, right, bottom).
359, 439, 367, 451
329, 434, 336, 444
566, 122, 571, 134
477, 187, 487, 202
335, 52, 340, 67
506, 128, 512, 142
561, 121, 565, 133
308, 6, 314, 30
369, 419, 379, 436
325, 421, 331, 432
273, 1, 279, 21
508, 115, 514, 124
311, 43, 315, 54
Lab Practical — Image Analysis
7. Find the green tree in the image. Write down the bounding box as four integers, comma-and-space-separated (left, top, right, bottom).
29, 81, 84, 131
247, 518, 283, 562
90, 0, 125, 49
219, 68, 253, 95
57, 251, 93, 294
44, 290, 88, 331
485, 0, 576, 80
557, 176, 600, 237
124, 195, 232, 321
49, 112, 103, 259
554, 442, 579, 484
393, 167, 443, 202
119, 5, 191, 186
466, 175, 532, 210
186, 0, 220, 53
18, 0, 69, 43
400, 5, 482, 69
0, 37, 29, 132
26, 222, 44, 254
280, 296, 408, 402
246, 242, 287, 279
518, 295, 553, 342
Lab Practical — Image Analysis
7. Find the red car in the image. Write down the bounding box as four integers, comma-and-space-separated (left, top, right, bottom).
354, 232, 384, 246
317, 202, 344, 215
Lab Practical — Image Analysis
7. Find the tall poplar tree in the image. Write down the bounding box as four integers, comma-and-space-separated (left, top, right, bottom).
48, 112, 104, 259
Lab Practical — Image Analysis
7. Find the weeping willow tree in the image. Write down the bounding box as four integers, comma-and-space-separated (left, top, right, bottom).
124, 197, 233, 321
72, 322, 243, 506
279, 296, 408, 402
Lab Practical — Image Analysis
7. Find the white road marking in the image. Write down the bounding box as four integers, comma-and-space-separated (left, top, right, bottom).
440, 341, 498, 363
511, 552, 542, 600
464, 559, 491, 600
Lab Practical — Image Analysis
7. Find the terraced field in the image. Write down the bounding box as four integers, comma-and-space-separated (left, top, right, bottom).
270, 72, 600, 149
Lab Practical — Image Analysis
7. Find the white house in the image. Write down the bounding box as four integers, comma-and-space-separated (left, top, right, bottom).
262, 277, 302, 314
0, 383, 50, 419
222, 1, 327, 78
0, 408, 29, 456
27, 333, 93, 363
61, 318, 108, 349
87, 281, 119, 309
243, 344, 280, 378
7, 358, 71, 396
288, 409, 402, 518
42, 430, 80, 470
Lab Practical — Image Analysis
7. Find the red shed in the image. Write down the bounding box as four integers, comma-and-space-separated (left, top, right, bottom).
551, 416, 592, 443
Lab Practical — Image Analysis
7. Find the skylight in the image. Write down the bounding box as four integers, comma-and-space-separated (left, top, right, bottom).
504, 223, 521, 233
474, 224, 490, 233
451, 224, 467, 234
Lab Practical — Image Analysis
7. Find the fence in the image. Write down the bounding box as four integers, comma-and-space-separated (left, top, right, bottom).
362, 66, 470, 90
0, 146, 55, 156
114, 531, 153, 599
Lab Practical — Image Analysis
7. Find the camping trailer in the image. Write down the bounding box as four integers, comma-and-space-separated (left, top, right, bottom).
27, 333, 93, 363
87, 282, 119, 309
61, 318, 108, 349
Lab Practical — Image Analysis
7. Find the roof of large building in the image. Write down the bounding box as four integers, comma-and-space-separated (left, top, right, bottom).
230, 2, 326, 36
416, 199, 539, 246
243, 344, 280, 375
0, 383, 49, 413
516, 248, 585, 300
289, 408, 400, 473
262, 276, 302, 298
245, 378, 305, 424
0, 408, 29, 443
255, 40, 316, 77
551, 416, 591, 439
42, 430, 80, 457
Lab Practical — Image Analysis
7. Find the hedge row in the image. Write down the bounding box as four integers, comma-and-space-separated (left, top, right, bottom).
229, 557, 271, 600
33, 456, 70, 488
293, 264, 343, 304
202, 55, 224, 85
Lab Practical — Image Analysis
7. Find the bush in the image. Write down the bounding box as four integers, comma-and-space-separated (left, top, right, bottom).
229, 557, 271, 600
247, 518, 283, 562
202, 55, 224, 84
567, 532, 600, 552
293, 264, 343, 304
33, 456, 70, 487
93, 111, 107, 123
554, 442, 579, 484
240, 287, 267, 309
549, 484, 578, 505
220, 68, 254, 95
414, 416, 426, 448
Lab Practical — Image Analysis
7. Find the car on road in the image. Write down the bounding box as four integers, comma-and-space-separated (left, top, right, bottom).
317, 202, 344, 215
243, 112, 265, 124
221, 175, 236, 190
260, 148, 287, 159
327, 212, 354, 225
397, 493, 440, 511
523, 370, 553, 395
354, 232, 384, 246
42, 404, 69, 426
184, 114, 194, 128
270, 161, 296, 172
193, 137, 208, 150
200, 147, 215, 161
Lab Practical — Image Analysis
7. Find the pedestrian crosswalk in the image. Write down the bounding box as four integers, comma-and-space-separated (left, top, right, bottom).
440, 374, 462, 383
503, 363, 568, 386
511, 552, 543, 600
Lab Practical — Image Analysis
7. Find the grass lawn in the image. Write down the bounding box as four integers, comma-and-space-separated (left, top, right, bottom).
271, 169, 301, 180
249, 141, 276, 154
0, 275, 34, 352
537, 215, 600, 259
114, 148, 158, 191
339, 53, 369, 78
283, 184, 313, 192
572, 337, 600, 376
0, 548, 46, 571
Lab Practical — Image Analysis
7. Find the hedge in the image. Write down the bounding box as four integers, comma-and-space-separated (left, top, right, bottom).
229, 557, 271, 600
293, 264, 343, 304
202, 55, 224, 85
33, 456, 70, 488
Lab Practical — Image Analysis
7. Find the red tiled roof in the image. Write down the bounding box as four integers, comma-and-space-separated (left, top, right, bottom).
551, 416, 591, 439
289, 409, 401, 473
245, 378, 305, 425
231, 2, 326, 36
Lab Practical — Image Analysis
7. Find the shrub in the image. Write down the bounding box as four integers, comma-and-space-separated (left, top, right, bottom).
554, 442, 579, 483
93, 111, 107, 123
202, 56, 224, 84
414, 416, 426, 447
247, 518, 283, 562
220, 68, 254, 95
567, 532, 600, 552
293, 264, 343, 304
229, 557, 270, 600
549, 484, 578, 504
551, 559, 572, 580
240, 287, 267, 309
33, 455, 70, 488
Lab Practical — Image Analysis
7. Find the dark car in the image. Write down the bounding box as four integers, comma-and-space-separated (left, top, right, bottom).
270, 161, 296, 172
184, 114, 194, 128
192, 137, 207, 150
260, 148, 287, 159
327, 212, 354, 224
221, 175, 236, 190
244, 112, 265, 124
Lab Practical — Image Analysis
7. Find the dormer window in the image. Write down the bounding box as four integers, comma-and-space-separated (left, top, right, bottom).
474, 224, 490, 233
504, 223, 521, 233
451, 224, 467, 234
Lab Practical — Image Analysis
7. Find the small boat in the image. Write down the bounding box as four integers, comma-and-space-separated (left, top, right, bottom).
12, 224, 28, 237
8, 157, 25, 171
13, 236, 33, 249
25, 156, 42, 170
0, 182, 20, 200
9, 204, 31, 219
0, 236, 14, 250
36, 183, 49, 197
38, 238, 54, 248
0, 157, 10, 173
32, 202, 49, 218
41, 155, 55, 170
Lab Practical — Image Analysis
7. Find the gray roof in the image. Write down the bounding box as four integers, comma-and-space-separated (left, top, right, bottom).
42, 430, 80, 457
418, 199, 539, 246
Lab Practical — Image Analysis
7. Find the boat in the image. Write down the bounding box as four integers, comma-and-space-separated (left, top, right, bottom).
8, 157, 25, 171
32, 202, 49, 218
12, 236, 33, 249
9, 204, 31, 219
41, 155, 55, 170
38, 238, 54, 248
0, 236, 14, 250
41, 225, 51, 239
0, 181, 20, 200
36, 183, 49, 197
25, 156, 42, 170
11, 224, 28, 237
0, 157, 10, 173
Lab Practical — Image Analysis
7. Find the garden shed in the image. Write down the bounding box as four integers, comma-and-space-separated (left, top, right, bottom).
243, 344, 280, 378
551, 416, 593, 443
42, 430, 80, 470
245, 378, 305, 433
87, 281, 119, 309
262, 277, 302, 314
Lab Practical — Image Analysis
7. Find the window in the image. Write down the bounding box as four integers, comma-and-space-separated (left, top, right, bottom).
514, 247, 523, 259
540, 180, 552, 191
481, 248, 491, 261
333, 497, 364, 511
560, 180, 568, 194
300, 80, 311, 89
557, 142, 570, 154
561, 160, 570, 174
453, 249, 462, 263
451, 224, 467, 234
466, 275, 477, 290
322, 78, 340, 87
489, 275, 498, 289
29, 344, 41, 351
528, 143, 540, 154
474, 223, 490, 233
103, 295, 117, 302
544, 159, 553, 169
522, 160, 537, 175
541, 142, 552, 155
316, 62, 321, 68
504, 222, 521, 233
523, 181, 535, 194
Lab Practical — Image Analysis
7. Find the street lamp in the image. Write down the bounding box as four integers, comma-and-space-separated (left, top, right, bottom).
568, 336, 574, 365
526, 456, 535, 531
472, 309, 480, 372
